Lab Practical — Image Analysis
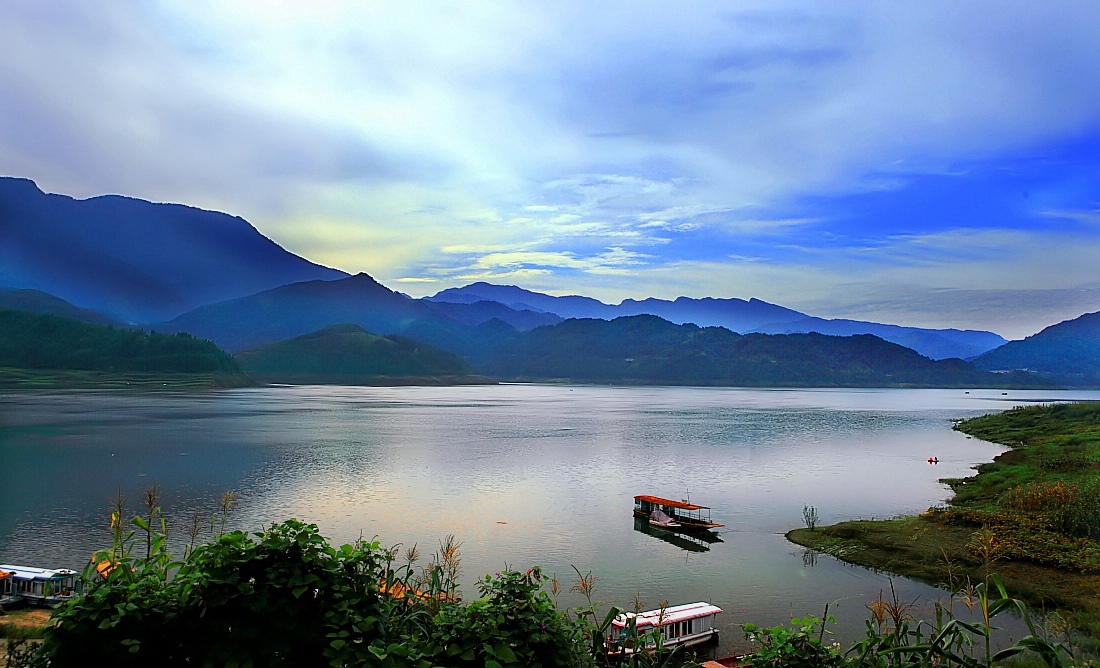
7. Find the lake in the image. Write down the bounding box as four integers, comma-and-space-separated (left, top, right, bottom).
3, 385, 1098, 654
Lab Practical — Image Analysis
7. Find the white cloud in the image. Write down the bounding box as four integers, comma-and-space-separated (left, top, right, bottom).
2, 0, 1100, 334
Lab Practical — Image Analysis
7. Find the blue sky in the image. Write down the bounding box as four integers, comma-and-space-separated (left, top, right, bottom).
2, 1, 1099, 338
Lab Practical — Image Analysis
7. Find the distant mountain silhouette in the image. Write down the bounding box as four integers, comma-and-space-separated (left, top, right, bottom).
0, 288, 124, 327
423, 299, 561, 331
140, 274, 1050, 388
430, 282, 1006, 359
972, 311, 1100, 384
752, 317, 1006, 361
462, 314, 1035, 387
158, 273, 462, 352
0, 177, 346, 323
160, 273, 566, 353
236, 324, 489, 385
431, 282, 620, 319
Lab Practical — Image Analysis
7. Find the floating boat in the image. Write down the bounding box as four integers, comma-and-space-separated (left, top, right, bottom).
606, 601, 722, 655
0, 564, 82, 606
0, 568, 15, 606
634, 495, 723, 532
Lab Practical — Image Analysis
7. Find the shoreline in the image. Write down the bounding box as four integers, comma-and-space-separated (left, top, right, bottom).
786, 401, 1100, 635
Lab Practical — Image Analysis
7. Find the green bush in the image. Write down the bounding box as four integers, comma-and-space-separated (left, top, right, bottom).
42, 519, 391, 667
741, 615, 845, 668
431, 568, 592, 668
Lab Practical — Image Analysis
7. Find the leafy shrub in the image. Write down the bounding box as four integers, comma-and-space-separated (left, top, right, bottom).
431, 568, 592, 668
1001, 482, 1077, 514
1000, 481, 1100, 540
42, 519, 391, 667
741, 615, 845, 668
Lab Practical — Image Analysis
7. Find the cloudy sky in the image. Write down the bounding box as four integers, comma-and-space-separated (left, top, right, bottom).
3, 1, 1100, 338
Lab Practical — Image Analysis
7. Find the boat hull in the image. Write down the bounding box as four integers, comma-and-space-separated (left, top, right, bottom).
633, 508, 722, 532
611, 629, 720, 656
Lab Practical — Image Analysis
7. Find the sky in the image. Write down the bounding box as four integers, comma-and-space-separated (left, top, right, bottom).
2, 1, 1100, 339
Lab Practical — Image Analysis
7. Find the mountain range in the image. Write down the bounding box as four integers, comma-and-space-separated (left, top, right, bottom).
429, 283, 1006, 360
3, 176, 1099, 387
457, 314, 1032, 387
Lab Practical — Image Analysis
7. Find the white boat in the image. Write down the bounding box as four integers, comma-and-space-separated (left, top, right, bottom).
0, 564, 81, 606
0, 568, 15, 606
607, 601, 722, 655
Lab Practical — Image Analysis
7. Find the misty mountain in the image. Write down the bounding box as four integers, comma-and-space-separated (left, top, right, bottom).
752, 317, 1007, 361
0, 288, 124, 327
462, 314, 1033, 388
158, 273, 467, 353
159, 273, 566, 353
429, 282, 1006, 359
153, 273, 1046, 388
972, 311, 1100, 384
423, 299, 562, 330
431, 282, 619, 319
0, 177, 346, 323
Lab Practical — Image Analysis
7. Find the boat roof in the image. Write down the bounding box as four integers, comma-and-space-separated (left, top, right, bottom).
0, 565, 78, 580
635, 495, 709, 511
613, 602, 723, 628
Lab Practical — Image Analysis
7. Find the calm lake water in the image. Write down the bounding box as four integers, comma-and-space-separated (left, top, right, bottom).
3, 385, 1099, 654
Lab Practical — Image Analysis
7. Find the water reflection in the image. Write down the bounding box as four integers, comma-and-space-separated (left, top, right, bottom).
632, 516, 723, 553
3, 385, 1099, 654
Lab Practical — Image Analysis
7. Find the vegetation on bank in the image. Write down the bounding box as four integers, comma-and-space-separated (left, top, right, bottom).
0, 367, 251, 390
2, 488, 1087, 667
0, 310, 251, 389
789, 402, 1100, 636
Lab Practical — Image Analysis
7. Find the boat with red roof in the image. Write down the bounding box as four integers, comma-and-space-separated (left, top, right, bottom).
634, 495, 723, 532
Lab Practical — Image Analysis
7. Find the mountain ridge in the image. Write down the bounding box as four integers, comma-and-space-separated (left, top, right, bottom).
0, 176, 346, 323
429, 282, 1007, 359
460, 314, 1038, 388
972, 310, 1100, 384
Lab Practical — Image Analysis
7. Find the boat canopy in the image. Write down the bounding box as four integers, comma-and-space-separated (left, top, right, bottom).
613, 602, 723, 629
634, 495, 709, 511
0, 565, 78, 581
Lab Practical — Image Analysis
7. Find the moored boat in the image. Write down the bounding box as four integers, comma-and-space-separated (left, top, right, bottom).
0, 564, 82, 606
634, 495, 723, 532
606, 601, 722, 655
0, 568, 15, 606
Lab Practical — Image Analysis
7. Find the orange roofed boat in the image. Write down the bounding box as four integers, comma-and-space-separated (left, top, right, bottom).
634, 495, 723, 532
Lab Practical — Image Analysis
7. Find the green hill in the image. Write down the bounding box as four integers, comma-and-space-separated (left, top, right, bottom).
235, 324, 492, 385
0, 289, 124, 326
972, 311, 1100, 385
0, 309, 249, 388
464, 315, 1042, 387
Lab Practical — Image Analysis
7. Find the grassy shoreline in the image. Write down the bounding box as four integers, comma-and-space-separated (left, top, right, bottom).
788, 401, 1100, 635
0, 367, 254, 390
